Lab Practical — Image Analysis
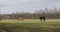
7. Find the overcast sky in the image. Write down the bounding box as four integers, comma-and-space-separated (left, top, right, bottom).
0, 0, 60, 14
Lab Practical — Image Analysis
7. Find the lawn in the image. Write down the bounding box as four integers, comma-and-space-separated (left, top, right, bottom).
0, 19, 60, 32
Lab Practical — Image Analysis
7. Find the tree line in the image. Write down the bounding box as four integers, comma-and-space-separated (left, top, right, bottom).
0, 7, 60, 19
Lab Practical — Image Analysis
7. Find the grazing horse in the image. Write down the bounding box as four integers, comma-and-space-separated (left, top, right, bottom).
39, 16, 46, 21
17, 16, 24, 21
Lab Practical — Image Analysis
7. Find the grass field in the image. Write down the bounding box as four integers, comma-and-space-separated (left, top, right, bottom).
0, 19, 60, 32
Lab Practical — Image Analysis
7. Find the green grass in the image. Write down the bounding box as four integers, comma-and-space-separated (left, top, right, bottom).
0, 19, 60, 32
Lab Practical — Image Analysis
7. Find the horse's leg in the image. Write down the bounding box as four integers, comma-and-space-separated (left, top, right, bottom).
40, 19, 42, 21
43, 18, 45, 21
20, 19, 22, 21
17, 19, 19, 21
17, 18, 20, 21
22, 17, 24, 21
23, 19, 24, 21
20, 19, 23, 21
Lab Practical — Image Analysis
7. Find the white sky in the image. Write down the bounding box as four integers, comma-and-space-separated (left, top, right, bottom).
0, 0, 60, 14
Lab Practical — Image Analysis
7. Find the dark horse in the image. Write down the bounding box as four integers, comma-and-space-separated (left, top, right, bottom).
17, 16, 24, 21
39, 16, 46, 21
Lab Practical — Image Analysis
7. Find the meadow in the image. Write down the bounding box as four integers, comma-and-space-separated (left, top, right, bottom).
0, 19, 60, 32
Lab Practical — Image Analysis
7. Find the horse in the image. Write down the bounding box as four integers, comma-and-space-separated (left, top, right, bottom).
39, 16, 46, 21
17, 16, 24, 21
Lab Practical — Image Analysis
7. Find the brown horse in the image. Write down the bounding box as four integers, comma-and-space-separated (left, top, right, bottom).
17, 16, 24, 21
